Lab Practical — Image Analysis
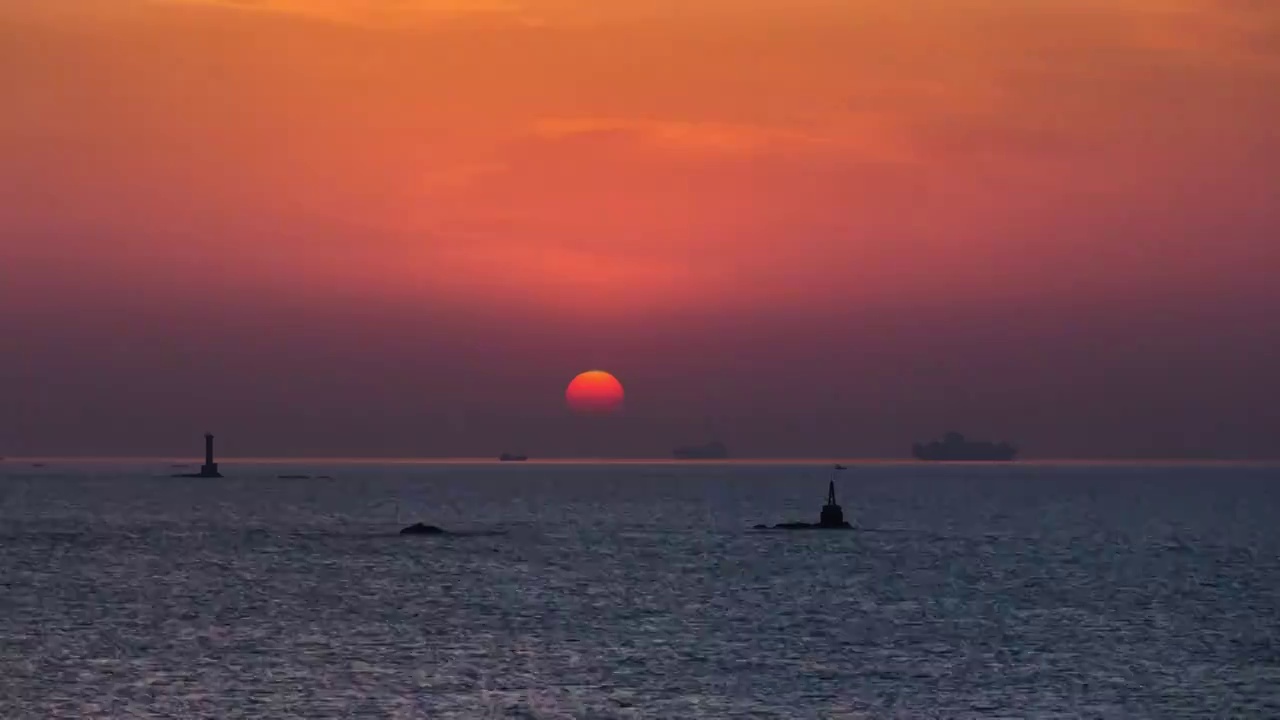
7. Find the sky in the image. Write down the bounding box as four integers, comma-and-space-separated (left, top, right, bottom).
2, 0, 1278, 458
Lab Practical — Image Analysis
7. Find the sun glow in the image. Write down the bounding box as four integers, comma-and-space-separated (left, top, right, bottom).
565, 370, 625, 414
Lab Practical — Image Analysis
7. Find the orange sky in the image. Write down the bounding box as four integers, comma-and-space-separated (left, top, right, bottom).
2, 0, 1279, 456
6, 0, 1277, 316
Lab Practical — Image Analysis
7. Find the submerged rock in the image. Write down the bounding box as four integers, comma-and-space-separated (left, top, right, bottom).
765, 520, 853, 530
399, 522, 446, 535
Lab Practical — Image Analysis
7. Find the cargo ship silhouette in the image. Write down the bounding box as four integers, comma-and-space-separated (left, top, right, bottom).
912, 432, 1017, 461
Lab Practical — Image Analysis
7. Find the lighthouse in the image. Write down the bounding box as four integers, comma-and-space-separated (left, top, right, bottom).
753, 465, 853, 530
200, 433, 221, 477
175, 433, 224, 478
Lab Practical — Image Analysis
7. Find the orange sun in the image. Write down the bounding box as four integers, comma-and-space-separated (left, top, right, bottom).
565, 370, 625, 414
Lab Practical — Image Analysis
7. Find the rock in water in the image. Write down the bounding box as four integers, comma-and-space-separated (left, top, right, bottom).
400, 523, 446, 535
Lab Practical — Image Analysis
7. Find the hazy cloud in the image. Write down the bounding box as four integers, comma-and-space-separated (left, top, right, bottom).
149, 0, 528, 25
530, 117, 918, 164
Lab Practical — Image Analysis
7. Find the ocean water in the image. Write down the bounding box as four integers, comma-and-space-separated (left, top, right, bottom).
1, 460, 1278, 719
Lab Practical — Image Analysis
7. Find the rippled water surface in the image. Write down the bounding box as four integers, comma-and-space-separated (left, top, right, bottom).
2, 461, 1278, 718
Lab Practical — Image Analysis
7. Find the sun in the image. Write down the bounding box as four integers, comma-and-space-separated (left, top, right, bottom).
566, 370, 625, 414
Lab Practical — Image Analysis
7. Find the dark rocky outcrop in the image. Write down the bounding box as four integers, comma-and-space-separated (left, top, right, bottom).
399, 523, 446, 535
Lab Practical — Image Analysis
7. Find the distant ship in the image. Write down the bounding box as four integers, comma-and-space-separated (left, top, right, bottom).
499, 453, 528, 462
673, 440, 728, 460
913, 432, 1017, 461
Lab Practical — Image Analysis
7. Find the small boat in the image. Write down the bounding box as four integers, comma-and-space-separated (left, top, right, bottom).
498, 453, 528, 462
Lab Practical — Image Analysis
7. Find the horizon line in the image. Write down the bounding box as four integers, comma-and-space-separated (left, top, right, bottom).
4, 456, 1278, 465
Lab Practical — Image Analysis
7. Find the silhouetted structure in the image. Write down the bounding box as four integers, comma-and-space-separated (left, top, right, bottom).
755, 467, 853, 530
174, 433, 223, 477
201, 433, 220, 476
819, 479, 846, 526
499, 453, 528, 462
673, 440, 728, 459
912, 431, 1017, 461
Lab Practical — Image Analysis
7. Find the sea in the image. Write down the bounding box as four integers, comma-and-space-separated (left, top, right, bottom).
1, 460, 1277, 719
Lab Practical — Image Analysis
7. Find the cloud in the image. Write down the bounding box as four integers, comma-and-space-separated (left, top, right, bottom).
529, 116, 918, 164
1154, 0, 1280, 60
148, 0, 528, 26
422, 239, 718, 319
